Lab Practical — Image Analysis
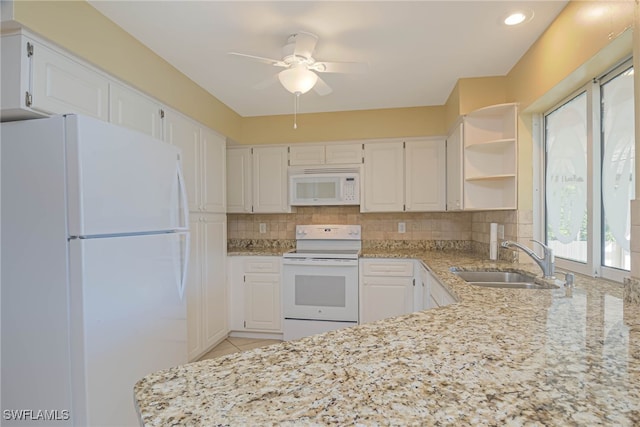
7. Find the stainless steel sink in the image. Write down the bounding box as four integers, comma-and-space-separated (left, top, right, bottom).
452, 270, 558, 289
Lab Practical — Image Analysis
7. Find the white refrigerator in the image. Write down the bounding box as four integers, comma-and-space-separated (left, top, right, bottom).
1, 115, 189, 426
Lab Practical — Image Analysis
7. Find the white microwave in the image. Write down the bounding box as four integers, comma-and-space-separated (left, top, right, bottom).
289, 168, 360, 206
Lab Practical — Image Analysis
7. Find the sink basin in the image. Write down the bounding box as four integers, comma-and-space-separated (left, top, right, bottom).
452, 270, 558, 289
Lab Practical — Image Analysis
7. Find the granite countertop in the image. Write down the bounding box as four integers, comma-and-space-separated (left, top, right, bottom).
227, 239, 295, 256
135, 249, 640, 426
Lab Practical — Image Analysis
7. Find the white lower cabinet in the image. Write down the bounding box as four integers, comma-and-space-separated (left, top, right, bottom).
360, 259, 415, 324
420, 262, 455, 309
429, 275, 456, 308
244, 273, 281, 331
228, 256, 282, 334
187, 214, 227, 361
360, 259, 456, 324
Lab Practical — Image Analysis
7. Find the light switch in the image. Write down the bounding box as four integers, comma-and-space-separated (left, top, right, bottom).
398, 222, 406, 233
259, 223, 267, 234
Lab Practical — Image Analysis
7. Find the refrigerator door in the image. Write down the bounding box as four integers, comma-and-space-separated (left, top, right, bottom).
68, 233, 188, 427
65, 115, 188, 237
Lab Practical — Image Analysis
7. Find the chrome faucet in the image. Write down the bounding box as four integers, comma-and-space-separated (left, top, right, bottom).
501, 239, 555, 279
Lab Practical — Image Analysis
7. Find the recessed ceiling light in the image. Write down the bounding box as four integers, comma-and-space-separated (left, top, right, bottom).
503, 10, 533, 26
504, 12, 527, 26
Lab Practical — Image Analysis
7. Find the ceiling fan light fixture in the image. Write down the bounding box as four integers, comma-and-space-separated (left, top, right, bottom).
278, 65, 318, 94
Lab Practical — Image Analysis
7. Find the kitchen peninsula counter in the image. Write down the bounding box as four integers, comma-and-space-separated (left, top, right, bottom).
135, 249, 640, 426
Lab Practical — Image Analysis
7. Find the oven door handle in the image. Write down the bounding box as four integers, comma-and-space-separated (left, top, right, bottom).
282, 258, 359, 267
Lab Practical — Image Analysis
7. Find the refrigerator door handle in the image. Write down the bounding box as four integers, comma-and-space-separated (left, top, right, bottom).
177, 231, 190, 301
176, 160, 190, 231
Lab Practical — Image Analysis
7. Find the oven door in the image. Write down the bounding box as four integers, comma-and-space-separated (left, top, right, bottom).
282, 258, 358, 322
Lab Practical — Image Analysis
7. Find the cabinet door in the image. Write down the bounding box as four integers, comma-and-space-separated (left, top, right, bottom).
32, 42, 109, 121
289, 145, 325, 165
244, 274, 281, 331
186, 217, 203, 361
201, 214, 227, 349
418, 264, 429, 311
429, 275, 455, 308
108, 82, 163, 139
0, 34, 41, 120
252, 146, 289, 213
164, 109, 201, 212
446, 123, 464, 211
325, 143, 362, 164
226, 148, 252, 213
201, 128, 226, 213
361, 276, 414, 324
405, 139, 446, 211
362, 142, 404, 212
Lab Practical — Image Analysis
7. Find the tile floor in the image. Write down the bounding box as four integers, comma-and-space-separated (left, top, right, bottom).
199, 337, 282, 361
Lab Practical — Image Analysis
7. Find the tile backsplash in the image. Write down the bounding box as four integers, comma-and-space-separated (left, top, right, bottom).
228, 206, 473, 241
228, 207, 525, 260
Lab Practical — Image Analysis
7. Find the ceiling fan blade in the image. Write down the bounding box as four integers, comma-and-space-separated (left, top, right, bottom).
313, 76, 333, 96
312, 61, 368, 74
293, 31, 318, 59
228, 52, 287, 68
253, 74, 280, 90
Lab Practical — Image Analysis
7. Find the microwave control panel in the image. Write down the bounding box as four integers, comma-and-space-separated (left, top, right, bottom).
342, 177, 357, 202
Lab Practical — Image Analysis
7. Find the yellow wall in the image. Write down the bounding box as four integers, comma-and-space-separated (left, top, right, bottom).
239, 106, 445, 145
6, 0, 636, 152
11, 0, 243, 141
502, 0, 634, 210
507, 0, 634, 113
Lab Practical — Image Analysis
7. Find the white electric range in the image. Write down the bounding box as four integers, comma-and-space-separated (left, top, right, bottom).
282, 225, 361, 341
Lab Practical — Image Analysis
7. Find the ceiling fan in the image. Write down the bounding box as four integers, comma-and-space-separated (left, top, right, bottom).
229, 31, 368, 97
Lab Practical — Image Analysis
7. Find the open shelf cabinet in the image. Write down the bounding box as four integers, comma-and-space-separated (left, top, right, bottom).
462, 103, 518, 210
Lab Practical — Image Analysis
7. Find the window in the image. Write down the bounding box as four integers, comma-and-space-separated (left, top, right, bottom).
543, 59, 634, 281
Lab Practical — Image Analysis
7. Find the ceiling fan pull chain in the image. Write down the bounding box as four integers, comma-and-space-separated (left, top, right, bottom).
293, 92, 300, 129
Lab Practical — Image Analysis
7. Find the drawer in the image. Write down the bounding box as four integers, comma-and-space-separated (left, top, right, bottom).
243, 258, 280, 273
362, 260, 414, 277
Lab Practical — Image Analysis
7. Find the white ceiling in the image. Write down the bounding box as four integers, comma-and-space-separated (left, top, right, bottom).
89, 1, 568, 117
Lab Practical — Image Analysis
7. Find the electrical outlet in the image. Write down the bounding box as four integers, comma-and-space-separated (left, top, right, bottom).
259, 223, 267, 234
498, 224, 505, 239
398, 222, 406, 233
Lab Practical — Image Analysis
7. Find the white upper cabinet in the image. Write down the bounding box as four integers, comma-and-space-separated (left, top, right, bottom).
0, 33, 110, 121
164, 109, 201, 212
446, 122, 464, 211
108, 82, 163, 139
226, 147, 252, 213
252, 146, 290, 213
1, 34, 41, 120
325, 143, 363, 165
164, 109, 226, 213
405, 139, 446, 211
226, 146, 289, 214
289, 142, 362, 166
462, 103, 518, 210
362, 141, 405, 212
289, 145, 325, 166
363, 139, 446, 213
200, 127, 226, 213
